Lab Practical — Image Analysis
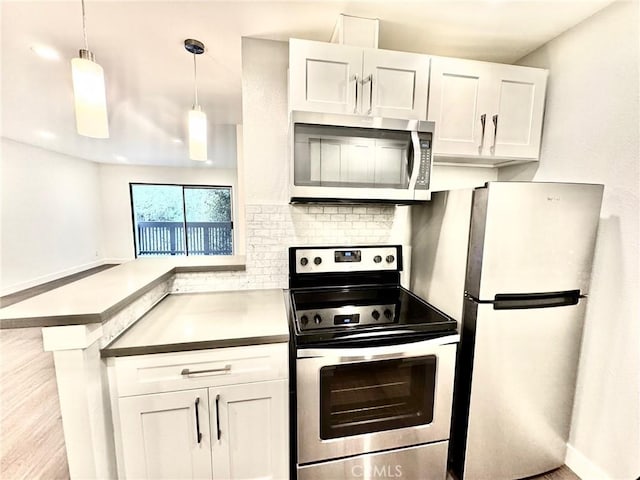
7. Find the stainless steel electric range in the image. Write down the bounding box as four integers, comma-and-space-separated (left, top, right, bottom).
286, 245, 459, 480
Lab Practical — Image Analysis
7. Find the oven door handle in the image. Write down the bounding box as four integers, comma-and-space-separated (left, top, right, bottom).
296, 333, 459, 360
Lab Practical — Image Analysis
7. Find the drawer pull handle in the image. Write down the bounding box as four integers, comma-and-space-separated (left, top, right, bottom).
181, 365, 231, 376
194, 397, 202, 444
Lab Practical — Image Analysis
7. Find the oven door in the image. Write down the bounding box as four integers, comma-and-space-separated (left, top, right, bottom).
295, 334, 458, 465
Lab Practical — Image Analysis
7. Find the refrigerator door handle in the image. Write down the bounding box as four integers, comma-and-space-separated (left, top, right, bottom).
492, 290, 582, 310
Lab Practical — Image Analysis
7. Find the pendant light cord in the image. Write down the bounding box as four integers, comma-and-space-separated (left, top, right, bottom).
193, 53, 199, 107
81, 0, 89, 51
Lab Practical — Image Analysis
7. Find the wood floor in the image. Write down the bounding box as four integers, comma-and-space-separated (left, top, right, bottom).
0, 327, 69, 479
527, 465, 580, 480
447, 465, 579, 480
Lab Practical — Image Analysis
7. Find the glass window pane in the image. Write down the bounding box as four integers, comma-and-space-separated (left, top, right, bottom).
183, 187, 233, 256
131, 185, 185, 257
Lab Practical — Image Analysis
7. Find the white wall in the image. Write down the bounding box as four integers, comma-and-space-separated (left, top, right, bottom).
0, 139, 103, 295
241, 38, 291, 205
98, 164, 238, 261
410, 189, 474, 325
500, 2, 640, 478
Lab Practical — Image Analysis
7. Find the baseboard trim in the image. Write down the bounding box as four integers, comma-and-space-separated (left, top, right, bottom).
565, 443, 611, 480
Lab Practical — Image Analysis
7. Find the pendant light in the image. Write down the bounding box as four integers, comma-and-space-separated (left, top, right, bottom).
71, 0, 109, 138
184, 38, 207, 161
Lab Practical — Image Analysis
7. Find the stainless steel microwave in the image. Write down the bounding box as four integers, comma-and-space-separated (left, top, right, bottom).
290, 111, 434, 203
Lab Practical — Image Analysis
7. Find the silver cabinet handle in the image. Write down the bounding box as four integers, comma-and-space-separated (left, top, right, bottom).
353, 73, 359, 113
478, 114, 487, 154
490, 114, 498, 155
362, 74, 373, 114
181, 365, 231, 376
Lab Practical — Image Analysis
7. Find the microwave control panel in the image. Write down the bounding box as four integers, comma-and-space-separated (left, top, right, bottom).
416, 137, 432, 189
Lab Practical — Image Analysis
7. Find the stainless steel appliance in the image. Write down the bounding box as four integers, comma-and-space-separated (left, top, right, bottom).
412, 182, 604, 480
287, 245, 459, 480
290, 111, 434, 203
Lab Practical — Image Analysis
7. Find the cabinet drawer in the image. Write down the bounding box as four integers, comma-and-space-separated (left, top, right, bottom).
111, 343, 288, 397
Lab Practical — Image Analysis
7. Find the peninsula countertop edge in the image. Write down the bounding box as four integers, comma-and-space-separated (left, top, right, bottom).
0, 256, 247, 329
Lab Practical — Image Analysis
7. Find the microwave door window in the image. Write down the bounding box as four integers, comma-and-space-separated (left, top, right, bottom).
294, 124, 412, 189
344, 143, 375, 184
319, 140, 343, 183
375, 142, 407, 187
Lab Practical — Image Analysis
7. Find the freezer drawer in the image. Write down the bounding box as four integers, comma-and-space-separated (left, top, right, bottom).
455, 299, 586, 480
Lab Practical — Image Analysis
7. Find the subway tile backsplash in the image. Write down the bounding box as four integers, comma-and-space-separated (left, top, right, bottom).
171, 203, 405, 292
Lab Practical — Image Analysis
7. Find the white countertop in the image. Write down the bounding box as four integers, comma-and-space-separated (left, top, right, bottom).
0, 256, 246, 329
102, 289, 290, 356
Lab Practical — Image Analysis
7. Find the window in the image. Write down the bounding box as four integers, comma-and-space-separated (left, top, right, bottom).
130, 184, 233, 257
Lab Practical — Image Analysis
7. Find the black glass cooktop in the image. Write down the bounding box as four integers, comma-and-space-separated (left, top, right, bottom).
289, 285, 457, 346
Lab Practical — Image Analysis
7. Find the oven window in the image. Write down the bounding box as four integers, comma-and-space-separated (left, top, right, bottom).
319, 356, 436, 439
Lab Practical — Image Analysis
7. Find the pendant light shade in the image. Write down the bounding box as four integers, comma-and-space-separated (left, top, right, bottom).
72, 0, 109, 138
185, 38, 207, 161
189, 106, 207, 161
71, 50, 109, 138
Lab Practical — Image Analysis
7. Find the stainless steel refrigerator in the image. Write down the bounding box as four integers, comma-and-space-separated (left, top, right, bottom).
411, 182, 604, 480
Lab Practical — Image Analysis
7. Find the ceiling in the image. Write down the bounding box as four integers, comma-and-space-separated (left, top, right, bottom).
1, 0, 614, 169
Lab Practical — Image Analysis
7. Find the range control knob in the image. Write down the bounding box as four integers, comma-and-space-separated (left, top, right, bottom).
300, 257, 308, 266
313, 314, 322, 325
314, 256, 322, 265
384, 309, 393, 320
385, 255, 395, 264
300, 315, 309, 326
372, 310, 381, 320
373, 255, 382, 263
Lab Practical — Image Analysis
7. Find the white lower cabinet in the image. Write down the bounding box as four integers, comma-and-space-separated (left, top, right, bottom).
211, 381, 288, 480
108, 344, 289, 480
119, 389, 213, 480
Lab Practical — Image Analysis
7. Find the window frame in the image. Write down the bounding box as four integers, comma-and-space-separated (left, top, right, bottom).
129, 182, 234, 258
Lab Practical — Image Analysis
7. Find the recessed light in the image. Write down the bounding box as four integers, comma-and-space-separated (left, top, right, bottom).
206, 160, 213, 165
114, 155, 127, 162
172, 138, 183, 144
37, 130, 57, 140
31, 44, 61, 61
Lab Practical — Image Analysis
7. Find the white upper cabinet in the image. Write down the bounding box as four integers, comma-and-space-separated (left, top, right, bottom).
290, 39, 429, 120
428, 56, 548, 164
289, 40, 362, 115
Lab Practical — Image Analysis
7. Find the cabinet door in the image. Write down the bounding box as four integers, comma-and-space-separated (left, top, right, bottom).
363, 49, 430, 120
489, 64, 548, 159
211, 380, 288, 480
118, 389, 213, 479
427, 57, 495, 157
289, 39, 363, 115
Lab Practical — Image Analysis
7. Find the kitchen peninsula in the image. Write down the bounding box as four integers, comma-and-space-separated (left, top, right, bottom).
0, 257, 291, 479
